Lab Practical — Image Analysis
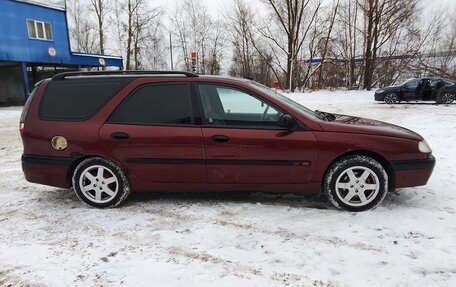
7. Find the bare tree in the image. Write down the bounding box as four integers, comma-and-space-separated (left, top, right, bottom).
143, 23, 168, 70
112, 0, 161, 70
205, 20, 225, 75
360, 0, 419, 90
294, 15, 325, 90
132, 5, 161, 69
257, 0, 322, 90
67, 0, 98, 53
332, 0, 364, 88
89, 0, 109, 55
413, 10, 456, 80
317, 0, 340, 87
226, 0, 256, 78
170, 0, 223, 74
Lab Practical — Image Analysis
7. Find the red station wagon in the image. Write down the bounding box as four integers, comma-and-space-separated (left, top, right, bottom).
20, 71, 435, 211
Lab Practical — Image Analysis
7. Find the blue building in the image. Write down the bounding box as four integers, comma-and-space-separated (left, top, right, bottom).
0, 0, 123, 105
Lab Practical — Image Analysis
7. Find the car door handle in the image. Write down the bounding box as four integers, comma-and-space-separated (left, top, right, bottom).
111, 132, 129, 140
211, 135, 230, 143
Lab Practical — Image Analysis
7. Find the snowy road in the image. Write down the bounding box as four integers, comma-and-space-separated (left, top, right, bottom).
0, 91, 455, 287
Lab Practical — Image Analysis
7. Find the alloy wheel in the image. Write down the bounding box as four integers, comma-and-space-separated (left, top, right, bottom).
443, 93, 455, 104
79, 165, 119, 204
334, 166, 380, 207
384, 93, 398, 104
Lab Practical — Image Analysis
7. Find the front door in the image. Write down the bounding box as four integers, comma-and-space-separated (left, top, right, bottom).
99, 83, 205, 183
197, 84, 318, 184
402, 78, 421, 100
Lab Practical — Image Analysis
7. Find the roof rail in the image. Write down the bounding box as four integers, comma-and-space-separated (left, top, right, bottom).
52, 70, 199, 80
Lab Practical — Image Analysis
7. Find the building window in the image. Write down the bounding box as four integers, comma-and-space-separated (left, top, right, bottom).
27, 20, 53, 41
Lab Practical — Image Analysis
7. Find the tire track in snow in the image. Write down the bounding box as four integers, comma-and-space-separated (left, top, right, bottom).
214, 219, 385, 253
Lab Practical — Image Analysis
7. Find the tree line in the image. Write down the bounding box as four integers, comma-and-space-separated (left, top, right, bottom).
68, 0, 456, 91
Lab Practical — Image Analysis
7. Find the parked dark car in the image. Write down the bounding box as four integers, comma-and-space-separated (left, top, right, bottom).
20, 71, 435, 212
374, 78, 456, 104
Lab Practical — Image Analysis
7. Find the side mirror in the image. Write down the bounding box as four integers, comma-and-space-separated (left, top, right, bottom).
279, 114, 297, 130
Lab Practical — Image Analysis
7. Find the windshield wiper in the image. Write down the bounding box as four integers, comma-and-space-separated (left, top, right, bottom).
315, 110, 329, 121
315, 110, 336, 122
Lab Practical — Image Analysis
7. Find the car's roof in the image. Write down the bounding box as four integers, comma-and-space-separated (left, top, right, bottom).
195, 74, 253, 83
52, 71, 254, 84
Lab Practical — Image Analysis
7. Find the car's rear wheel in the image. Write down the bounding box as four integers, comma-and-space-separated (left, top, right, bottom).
436, 90, 455, 104
72, 157, 130, 208
384, 93, 398, 104
442, 93, 455, 104
323, 155, 388, 212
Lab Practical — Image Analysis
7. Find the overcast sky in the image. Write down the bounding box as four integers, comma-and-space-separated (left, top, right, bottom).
155, 0, 456, 15
151, 0, 456, 38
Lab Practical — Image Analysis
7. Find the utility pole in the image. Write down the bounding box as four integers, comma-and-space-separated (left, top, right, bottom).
169, 32, 173, 71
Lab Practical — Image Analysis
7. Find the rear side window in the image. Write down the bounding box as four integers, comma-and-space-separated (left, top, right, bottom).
108, 84, 192, 125
39, 79, 130, 121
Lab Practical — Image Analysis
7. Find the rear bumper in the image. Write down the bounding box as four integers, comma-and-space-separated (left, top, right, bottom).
22, 155, 74, 188
391, 156, 436, 188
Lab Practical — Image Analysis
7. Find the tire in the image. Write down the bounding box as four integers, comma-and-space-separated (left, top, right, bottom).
72, 157, 131, 208
384, 93, 398, 104
323, 155, 388, 212
442, 93, 455, 104
436, 90, 455, 104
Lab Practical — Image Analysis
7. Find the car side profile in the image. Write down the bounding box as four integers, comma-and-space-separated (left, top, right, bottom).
20, 71, 435, 211
374, 78, 456, 104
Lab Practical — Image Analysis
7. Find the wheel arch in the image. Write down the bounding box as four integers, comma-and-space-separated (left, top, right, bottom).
323, 150, 396, 192
67, 154, 128, 187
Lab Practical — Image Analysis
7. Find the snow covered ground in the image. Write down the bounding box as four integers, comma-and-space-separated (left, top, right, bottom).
0, 91, 455, 287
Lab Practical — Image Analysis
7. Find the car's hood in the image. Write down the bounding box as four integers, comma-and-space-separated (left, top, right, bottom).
319, 114, 423, 141
377, 85, 401, 91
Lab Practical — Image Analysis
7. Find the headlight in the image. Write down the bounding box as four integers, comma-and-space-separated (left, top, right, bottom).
418, 140, 432, 153
376, 89, 384, 93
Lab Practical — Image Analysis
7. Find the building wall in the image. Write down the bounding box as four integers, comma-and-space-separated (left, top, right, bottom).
0, 65, 24, 106
0, 0, 72, 64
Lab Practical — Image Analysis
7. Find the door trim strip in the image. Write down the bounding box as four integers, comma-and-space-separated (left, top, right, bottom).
127, 158, 311, 166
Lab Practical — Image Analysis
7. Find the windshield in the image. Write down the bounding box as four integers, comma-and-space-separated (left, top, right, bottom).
248, 81, 324, 120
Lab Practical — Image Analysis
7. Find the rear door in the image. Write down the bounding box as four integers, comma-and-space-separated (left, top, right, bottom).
197, 83, 318, 184
99, 83, 205, 183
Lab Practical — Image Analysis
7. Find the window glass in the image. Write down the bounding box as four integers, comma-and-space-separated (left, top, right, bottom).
198, 84, 281, 128
36, 22, 45, 39
249, 81, 322, 120
27, 20, 36, 38
39, 79, 130, 121
403, 79, 420, 88
27, 20, 53, 40
44, 23, 53, 40
109, 84, 192, 125
428, 79, 439, 88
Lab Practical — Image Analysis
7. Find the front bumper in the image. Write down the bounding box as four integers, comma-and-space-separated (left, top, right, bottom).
374, 93, 385, 101
22, 154, 74, 188
391, 156, 436, 188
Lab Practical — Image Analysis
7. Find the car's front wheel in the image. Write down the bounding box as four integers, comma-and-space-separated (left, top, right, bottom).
323, 155, 388, 212
384, 93, 398, 104
72, 157, 131, 208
